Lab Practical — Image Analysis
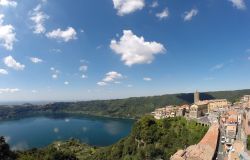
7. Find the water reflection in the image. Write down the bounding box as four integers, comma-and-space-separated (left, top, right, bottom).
104, 121, 124, 135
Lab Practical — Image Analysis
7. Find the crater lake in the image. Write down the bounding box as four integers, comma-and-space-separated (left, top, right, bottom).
0, 114, 134, 150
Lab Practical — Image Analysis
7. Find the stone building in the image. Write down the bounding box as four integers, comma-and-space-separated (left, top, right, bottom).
194, 90, 200, 104
189, 103, 208, 119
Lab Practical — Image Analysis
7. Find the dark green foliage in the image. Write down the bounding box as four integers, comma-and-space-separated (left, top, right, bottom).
0, 136, 16, 160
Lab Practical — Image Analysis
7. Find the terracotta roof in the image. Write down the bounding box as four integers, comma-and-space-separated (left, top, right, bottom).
171, 124, 219, 160
227, 110, 237, 115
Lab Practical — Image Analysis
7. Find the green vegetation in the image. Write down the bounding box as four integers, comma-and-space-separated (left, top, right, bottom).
15, 116, 208, 160
1, 89, 249, 120
247, 135, 250, 150
0, 136, 16, 160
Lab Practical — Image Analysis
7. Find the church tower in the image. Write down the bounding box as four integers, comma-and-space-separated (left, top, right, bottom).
194, 90, 199, 104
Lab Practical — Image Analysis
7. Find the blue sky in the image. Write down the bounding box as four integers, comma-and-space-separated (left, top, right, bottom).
0, 0, 250, 102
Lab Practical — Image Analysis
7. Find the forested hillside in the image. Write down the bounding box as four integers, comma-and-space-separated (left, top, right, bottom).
0, 89, 249, 119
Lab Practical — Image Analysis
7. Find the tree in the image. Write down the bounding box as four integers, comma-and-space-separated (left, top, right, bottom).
0, 136, 16, 160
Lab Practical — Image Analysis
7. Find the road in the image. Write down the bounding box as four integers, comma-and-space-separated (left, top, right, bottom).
217, 126, 225, 160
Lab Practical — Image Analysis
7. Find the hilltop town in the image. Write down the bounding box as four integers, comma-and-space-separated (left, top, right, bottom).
151, 91, 250, 160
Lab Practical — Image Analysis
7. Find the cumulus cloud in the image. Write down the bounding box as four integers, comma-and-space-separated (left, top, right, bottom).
0, 88, 20, 94
156, 8, 169, 20
0, 69, 8, 75
143, 77, 152, 81
110, 30, 165, 66
0, 0, 17, 7
46, 27, 77, 42
0, 14, 16, 50
97, 81, 107, 86
4, 55, 25, 70
183, 9, 198, 21
30, 4, 49, 34
103, 71, 123, 82
112, 0, 145, 16
97, 71, 124, 86
228, 0, 246, 10
30, 57, 43, 63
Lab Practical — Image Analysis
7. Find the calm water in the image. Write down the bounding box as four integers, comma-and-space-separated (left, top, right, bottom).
0, 114, 134, 150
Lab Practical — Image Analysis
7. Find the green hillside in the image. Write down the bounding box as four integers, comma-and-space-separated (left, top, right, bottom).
0, 89, 249, 119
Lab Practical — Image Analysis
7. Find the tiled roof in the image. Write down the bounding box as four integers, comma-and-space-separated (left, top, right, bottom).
171, 124, 219, 160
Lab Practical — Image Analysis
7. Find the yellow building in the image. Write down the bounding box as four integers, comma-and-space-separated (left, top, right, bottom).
207, 99, 228, 113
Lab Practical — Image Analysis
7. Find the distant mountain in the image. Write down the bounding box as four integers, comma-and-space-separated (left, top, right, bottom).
0, 89, 249, 119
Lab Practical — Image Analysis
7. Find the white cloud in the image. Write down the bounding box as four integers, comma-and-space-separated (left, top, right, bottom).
30, 57, 43, 63
112, 0, 145, 16
52, 74, 58, 79
97, 71, 123, 86
81, 74, 87, 79
150, 1, 158, 8
51, 67, 60, 79
156, 8, 169, 20
110, 30, 165, 66
183, 9, 198, 21
0, 69, 8, 75
4, 55, 25, 70
79, 65, 88, 72
0, 88, 19, 94
143, 77, 152, 81
228, 0, 246, 10
0, 0, 17, 7
64, 81, 69, 85
30, 4, 49, 34
0, 14, 16, 50
210, 63, 224, 71
103, 71, 123, 82
46, 27, 77, 42
97, 81, 107, 86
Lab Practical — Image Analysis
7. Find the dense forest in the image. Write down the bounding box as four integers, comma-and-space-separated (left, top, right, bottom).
1, 116, 208, 160
0, 89, 249, 120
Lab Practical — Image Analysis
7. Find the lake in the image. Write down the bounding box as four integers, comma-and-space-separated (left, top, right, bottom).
0, 114, 134, 150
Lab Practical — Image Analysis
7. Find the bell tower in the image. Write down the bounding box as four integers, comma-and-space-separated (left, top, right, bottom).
194, 90, 199, 104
